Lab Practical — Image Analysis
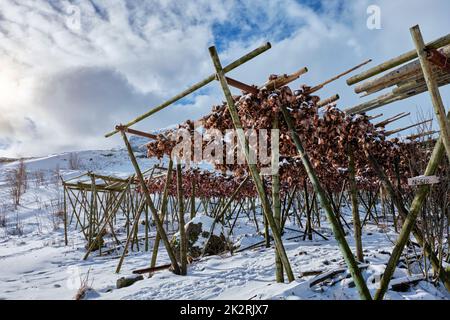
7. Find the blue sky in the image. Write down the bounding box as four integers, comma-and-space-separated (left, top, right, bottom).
0, 0, 449, 157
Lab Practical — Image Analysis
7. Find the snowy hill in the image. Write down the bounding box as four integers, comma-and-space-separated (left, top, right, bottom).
0, 145, 448, 300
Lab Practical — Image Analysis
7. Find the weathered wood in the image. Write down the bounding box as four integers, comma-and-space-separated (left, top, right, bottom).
105, 42, 272, 138
308, 59, 372, 94
209, 46, 295, 282
120, 131, 181, 275
317, 94, 340, 108
385, 119, 432, 136
114, 194, 147, 271
272, 114, 284, 283
225, 77, 259, 94
375, 112, 410, 128
176, 163, 187, 275
370, 118, 450, 299
407, 175, 440, 186
354, 45, 450, 95
346, 33, 450, 85
190, 177, 196, 220
260, 67, 308, 91
150, 158, 174, 269
280, 104, 372, 300
405, 130, 440, 141
84, 178, 133, 260
309, 264, 369, 287
62, 181, 68, 246
411, 25, 450, 162
115, 125, 158, 140
345, 91, 405, 114
132, 263, 172, 275
368, 113, 383, 121
348, 147, 363, 262
201, 175, 250, 257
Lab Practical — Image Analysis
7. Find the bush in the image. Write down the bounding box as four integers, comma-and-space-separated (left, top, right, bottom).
7, 159, 27, 208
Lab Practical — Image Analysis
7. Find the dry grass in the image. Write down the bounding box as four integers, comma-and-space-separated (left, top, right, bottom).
74, 269, 93, 300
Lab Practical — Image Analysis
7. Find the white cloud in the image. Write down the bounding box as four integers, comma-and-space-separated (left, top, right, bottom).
0, 0, 449, 157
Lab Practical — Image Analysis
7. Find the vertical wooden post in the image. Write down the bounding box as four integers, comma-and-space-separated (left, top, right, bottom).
348, 147, 364, 262
144, 199, 149, 252
191, 177, 196, 220
280, 104, 372, 300
176, 163, 187, 275
264, 210, 270, 247
209, 46, 295, 282
410, 25, 450, 161
201, 175, 250, 257
371, 129, 450, 299
150, 158, 174, 269
120, 131, 181, 275
89, 173, 96, 248
63, 182, 68, 246
303, 180, 313, 241
84, 178, 133, 261
272, 114, 284, 283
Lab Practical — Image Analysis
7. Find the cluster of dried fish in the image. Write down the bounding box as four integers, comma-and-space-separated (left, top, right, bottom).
144, 170, 255, 199
146, 75, 422, 192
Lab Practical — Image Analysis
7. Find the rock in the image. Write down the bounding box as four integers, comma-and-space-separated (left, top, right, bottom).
171, 214, 228, 260
116, 275, 144, 289
84, 230, 106, 251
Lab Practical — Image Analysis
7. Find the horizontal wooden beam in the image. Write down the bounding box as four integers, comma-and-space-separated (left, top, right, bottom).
347, 33, 450, 85
385, 119, 432, 136
225, 77, 259, 94
115, 125, 158, 140
317, 94, 339, 108
375, 112, 410, 128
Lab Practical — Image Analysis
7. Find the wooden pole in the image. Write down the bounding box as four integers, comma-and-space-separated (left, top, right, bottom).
308, 59, 372, 93
368, 113, 383, 121
272, 114, 284, 283
280, 104, 372, 300
209, 46, 295, 282
259, 67, 308, 91
303, 180, 313, 241
150, 158, 174, 269
105, 42, 271, 138
201, 175, 250, 257
371, 124, 450, 299
346, 33, 450, 85
84, 178, 133, 260
62, 181, 68, 246
384, 119, 432, 136
410, 25, 450, 161
89, 173, 96, 248
348, 147, 364, 262
176, 163, 187, 275
317, 94, 340, 108
190, 177, 196, 220
375, 112, 410, 128
120, 131, 181, 275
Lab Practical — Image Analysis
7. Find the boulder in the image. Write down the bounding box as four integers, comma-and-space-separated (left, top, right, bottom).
116, 274, 144, 289
171, 214, 228, 260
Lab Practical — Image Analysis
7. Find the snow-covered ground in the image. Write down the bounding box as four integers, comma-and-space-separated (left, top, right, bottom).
0, 146, 448, 300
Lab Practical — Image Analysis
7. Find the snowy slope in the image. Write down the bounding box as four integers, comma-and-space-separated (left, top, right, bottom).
0, 146, 448, 300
